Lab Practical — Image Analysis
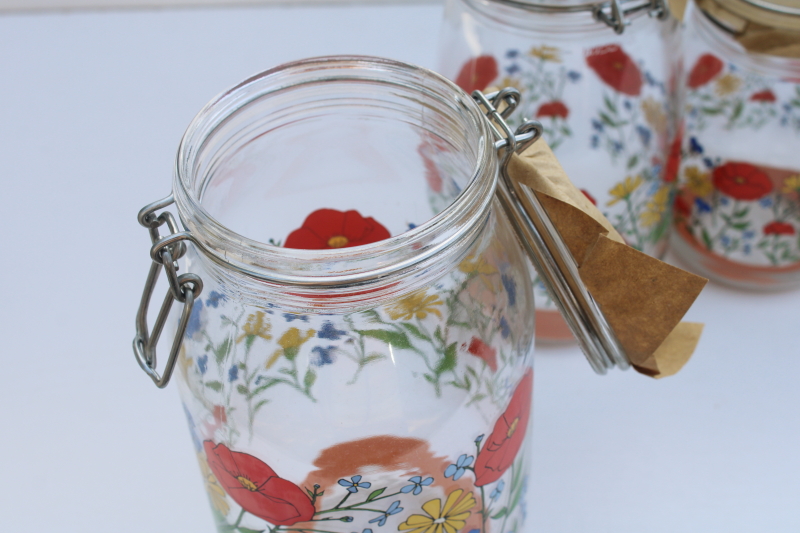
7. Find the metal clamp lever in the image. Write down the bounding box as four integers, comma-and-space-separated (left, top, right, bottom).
133, 194, 203, 388
593, 0, 669, 34
473, 89, 629, 374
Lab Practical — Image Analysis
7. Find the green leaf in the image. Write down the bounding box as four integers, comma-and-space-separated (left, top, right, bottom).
435, 342, 458, 375
303, 369, 317, 390
734, 207, 750, 218
205, 380, 223, 392
399, 322, 431, 341
491, 507, 509, 520
434, 326, 445, 344
284, 346, 299, 361
701, 107, 724, 115
730, 100, 744, 122
214, 337, 231, 365
236, 384, 249, 395
603, 94, 617, 114
627, 155, 639, 170
357, 329, 413, 350
361, 354, 386, 366
731, 222, 750, 231
250, 377, 286, 397
252, 399, 269, 415
237, 528, 265, 533
367, 488, 386, 501
701, 228, 713, 250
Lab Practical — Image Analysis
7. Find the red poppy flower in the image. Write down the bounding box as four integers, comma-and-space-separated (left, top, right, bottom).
712, 162, 773, 200
585, 44, 642, 96
536, 101, 569, 119
204, 441, 315, 525
467, 337, 497, 372
687, 54, 724, 89
673, 195, 691, 218
750, 89, 777, 102
580, 188, 597, 206
663, 134, 682, 183
418, 145, 443, 193
474, 368, 533, 486
284, 208, 391, 250
455, 55, 498, 94
764, 221, 795, 236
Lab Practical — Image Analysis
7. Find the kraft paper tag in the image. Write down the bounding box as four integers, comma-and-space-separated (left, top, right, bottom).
508, 140, 708, 378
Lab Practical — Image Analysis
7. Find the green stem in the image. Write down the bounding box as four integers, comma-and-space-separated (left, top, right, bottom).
480, 485, 488, 533
232, 508, 246, 529
334, 492, 351, 509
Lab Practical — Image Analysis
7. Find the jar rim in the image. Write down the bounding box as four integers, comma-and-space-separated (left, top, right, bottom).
172, 56, 498, 288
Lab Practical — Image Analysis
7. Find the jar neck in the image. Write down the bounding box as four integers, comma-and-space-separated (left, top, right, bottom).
172, 56, 498, 310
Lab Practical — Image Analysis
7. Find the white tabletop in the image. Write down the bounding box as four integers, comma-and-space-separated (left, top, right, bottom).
0, 3, 798, 532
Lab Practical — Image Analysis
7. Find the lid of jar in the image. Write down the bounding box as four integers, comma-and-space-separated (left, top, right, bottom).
699, 0, 800, 32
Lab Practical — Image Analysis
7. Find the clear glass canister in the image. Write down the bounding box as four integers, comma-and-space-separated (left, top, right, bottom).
438, 0, 682, 340
137, 57, 537, 533
671, 0, 800, 290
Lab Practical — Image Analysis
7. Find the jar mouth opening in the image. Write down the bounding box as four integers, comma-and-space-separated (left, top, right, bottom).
173, 56, 498, 287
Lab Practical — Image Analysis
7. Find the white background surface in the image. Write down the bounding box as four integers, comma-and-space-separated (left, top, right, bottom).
0, 2, 798, 532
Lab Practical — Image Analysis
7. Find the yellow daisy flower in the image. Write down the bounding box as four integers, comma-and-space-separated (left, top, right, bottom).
458, 255, 497, 276
640, 97, 667, 134
398, 489, 476, 533
266, 327, 316, 368
236, 311, 272, 343
529, 45, 561, 62
640, 186, 670, 227
197, 452, 230, 516
386, 291, 443, 321
715, 73, 741, 96
782, 174, 800, 195
607, 175, 643, 206
684, 166, 713, 197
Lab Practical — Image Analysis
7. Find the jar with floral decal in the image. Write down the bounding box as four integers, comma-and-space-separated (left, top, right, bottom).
437, 0, 682, 340
131, 56, 567, 533
671, 0, 800, 290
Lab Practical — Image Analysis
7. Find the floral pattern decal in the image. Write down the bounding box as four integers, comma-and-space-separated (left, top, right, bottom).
675, 53, 800, 269
455, 56, 499, 94
187, 369, 532, 533
284, 208, 391, 249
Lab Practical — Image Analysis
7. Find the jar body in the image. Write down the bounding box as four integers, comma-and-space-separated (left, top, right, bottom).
168, 58, 536, 533
438, 0, 681, 340
671, 2, 800, 290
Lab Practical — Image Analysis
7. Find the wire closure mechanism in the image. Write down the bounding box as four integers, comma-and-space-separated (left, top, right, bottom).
473, 89, 630, 374
489, 0, 669, 34
133, 195, 203, 388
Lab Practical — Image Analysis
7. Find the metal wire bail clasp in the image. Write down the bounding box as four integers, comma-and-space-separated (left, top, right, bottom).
593, 0, 670, 34
474, 88, 629, 375
133, 195, 203, 388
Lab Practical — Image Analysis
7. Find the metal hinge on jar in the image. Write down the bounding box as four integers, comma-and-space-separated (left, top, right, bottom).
133, 195, 203, 388
473, 88, 630, 374
492, 0, 670, 34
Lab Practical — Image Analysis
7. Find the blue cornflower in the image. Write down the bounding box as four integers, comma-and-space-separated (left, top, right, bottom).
490, 480, 506, 500
501, 274, 517, 306
182, 404, 202, 453
185, 299, 203, 337
591, 119, 604, 132
689, 136, 704, 154
369, 501, 403, 527
205, 291, 226, 308
338, 475, 371, 494
197, 354, 208, 375
318, 321, 347, 340
624, 99, 632, 111
283, 313, 309, 322
506, 49, 519, 58
400, 476, 433, 495
591, 135, 600, 148
612, 141, 624, 154
499, 316, 511, 339
636, 125, 652, 147
408, 223, 417, 230
475, 434, 484, 446
228, 364, 239, 382
743, 230, 755, 239
759, 197, 773, 208
567, 70, 581, 82
720, 234, 731, 247
506, 64, 521, 75
444, 454, 473, 481
744, 244, 752, 254
719, 196, 730, 206
645, 71, 657, 86
703, 157, 715, 169
311, 346, 336, 367
694, 198, 712, 213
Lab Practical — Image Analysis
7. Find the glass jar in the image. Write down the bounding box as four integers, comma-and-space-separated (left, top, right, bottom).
671, 0, 800, 291
438, 0, 682, 340
134, 57, 545, 533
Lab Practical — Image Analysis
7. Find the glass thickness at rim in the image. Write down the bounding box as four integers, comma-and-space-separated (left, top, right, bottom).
172, 56, 498, 288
